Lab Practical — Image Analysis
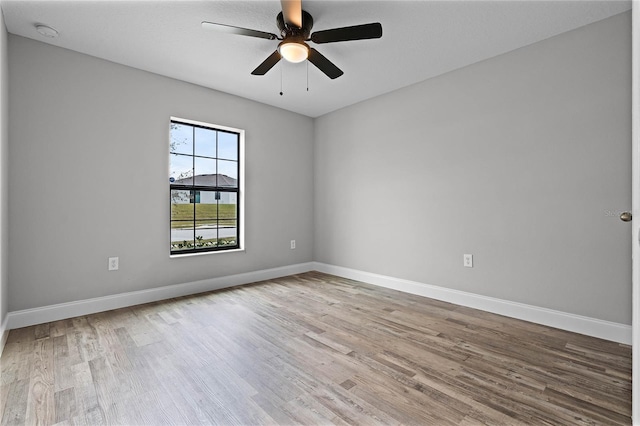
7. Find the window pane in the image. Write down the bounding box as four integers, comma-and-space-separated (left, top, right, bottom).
218, 160, 238, 187
218, 193, 237, 227
170, 154, 193, 184
195, 220, 218, 249
218, 223, 237, 248
194, 157, 216, 186
171, 190, 194, 221
221, 192, 237, 206
195, 127, 216, 158
194, 193, 217, 221
218, 213, 238, 246
218, 132, 238, 161
170, 123, 193, 155
194, 193, 218, 247
171, 227, 194, 251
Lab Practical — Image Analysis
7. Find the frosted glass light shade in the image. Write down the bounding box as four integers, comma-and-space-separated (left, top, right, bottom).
279, 42, 309, 63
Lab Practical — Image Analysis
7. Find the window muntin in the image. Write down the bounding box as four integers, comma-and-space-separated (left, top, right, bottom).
170, 119, 241, 254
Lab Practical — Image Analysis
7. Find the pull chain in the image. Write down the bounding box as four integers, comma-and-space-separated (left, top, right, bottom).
278, 62, 311, 94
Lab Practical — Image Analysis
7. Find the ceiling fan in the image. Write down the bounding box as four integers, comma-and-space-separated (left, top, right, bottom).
201, 0, 383, 79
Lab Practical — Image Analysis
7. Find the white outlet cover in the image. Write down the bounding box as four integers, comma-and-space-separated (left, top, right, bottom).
464, 254, 473, 268
108, 256, 119, 271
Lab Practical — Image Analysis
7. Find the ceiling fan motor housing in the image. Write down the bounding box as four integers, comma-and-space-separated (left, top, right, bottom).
277, 10, 314, 40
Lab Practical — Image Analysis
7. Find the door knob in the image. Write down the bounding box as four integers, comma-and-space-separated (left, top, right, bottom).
620, 211, 632, 222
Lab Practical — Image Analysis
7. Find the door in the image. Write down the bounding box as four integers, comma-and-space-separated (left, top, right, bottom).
632, 1, 639, 422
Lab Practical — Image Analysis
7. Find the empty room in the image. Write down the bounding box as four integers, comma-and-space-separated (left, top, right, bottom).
0, 0, 637, 424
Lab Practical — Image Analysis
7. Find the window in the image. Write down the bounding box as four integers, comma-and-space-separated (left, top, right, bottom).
169, 118, 242, 254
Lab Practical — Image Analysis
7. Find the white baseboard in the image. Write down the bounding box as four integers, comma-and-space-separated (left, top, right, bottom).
0, 314, 7, 356
6, 262, 315, 331
5, 261, 631, 345
313, 262, 632, 345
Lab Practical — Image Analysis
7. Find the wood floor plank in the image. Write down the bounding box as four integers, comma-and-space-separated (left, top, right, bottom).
69, 361, 102, 425
0, 272, 631, 425
24, 338, 55, 425
53, 388, 76, 424
52, 336, 73, 394
0, 379, 29, 426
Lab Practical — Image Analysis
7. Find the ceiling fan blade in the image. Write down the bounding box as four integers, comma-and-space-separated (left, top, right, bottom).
308, 48, 343, 79
311, 23, 382, 44
280, 0, 302, 28
251, 51, 282, 75
201, 21, 277, 40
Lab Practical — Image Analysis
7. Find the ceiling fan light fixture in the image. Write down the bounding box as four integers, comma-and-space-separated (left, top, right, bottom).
204, 4, 381, 79
278, 41, 309, 63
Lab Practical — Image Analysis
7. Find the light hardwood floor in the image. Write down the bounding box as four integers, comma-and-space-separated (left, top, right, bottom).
0, 272, 631, 425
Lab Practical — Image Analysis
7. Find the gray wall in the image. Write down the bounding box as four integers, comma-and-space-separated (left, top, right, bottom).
314, 12, 632, 324
0, 10, 7, 330
8, 35, 314, 311
5, 11, 632, 327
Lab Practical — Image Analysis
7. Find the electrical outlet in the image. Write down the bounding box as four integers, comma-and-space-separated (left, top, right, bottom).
290, 240, 296, 250
108, 257, 119, 271
464, 254, 473, 268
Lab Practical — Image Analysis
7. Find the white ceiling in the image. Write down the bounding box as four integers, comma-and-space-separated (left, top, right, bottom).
0, 0, 631, 117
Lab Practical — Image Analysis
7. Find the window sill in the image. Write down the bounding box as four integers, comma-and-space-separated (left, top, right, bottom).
170, 248, 245, 258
